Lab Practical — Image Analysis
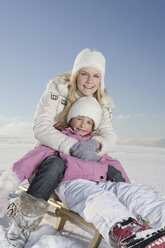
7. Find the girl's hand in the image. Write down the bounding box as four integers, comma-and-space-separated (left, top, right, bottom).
70, 139, 99, 162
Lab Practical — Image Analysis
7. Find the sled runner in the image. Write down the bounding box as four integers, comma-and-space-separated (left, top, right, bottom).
19, 185, 102, 248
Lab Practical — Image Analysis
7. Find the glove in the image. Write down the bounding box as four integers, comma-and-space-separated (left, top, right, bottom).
0, 187, 9, 217
71, 139, 99, 162
107, 165, 126, 182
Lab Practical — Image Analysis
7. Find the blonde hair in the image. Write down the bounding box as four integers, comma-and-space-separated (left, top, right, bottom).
56, 71, 111, 123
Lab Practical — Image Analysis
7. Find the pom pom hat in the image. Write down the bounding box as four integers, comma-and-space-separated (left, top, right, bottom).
67, 96, 102, 129
71, 48, 106, 90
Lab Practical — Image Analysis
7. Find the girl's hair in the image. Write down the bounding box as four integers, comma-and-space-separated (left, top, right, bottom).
55, 71, 111, 123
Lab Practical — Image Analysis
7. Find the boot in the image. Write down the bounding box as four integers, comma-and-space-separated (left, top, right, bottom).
109, 217, 165, 248
109, 217, 149, 247
6, 191, 48, 248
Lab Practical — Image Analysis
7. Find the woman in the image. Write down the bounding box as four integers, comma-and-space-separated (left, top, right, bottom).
33, 48, 117, 155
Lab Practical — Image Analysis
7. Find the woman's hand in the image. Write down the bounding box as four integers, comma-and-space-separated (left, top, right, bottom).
70, 139, 99, 162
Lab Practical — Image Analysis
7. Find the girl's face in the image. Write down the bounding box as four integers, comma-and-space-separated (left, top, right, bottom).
70, 116, 94, 136
76, 67, 101, 96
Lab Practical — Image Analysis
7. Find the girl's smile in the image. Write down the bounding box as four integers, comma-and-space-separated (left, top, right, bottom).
70, 116, 94, 136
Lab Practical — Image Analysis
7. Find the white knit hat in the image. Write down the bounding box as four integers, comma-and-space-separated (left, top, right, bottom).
67, 96, 102, 129
71, 48, 106, 90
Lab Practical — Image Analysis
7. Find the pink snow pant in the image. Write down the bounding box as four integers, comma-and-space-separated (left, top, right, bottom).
55, 179, 165, 244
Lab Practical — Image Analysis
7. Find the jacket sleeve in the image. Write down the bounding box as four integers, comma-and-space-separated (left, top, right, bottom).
33, 80, 77, 154
93, 105, 118, 156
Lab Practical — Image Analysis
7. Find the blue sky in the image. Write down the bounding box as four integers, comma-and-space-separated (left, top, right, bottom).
0, 0, 165, 147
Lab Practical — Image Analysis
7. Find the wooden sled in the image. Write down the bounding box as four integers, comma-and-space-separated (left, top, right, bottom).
19, 185, 102, 248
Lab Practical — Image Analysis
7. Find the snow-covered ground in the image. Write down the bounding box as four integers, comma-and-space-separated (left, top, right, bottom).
0, 137, 165, 247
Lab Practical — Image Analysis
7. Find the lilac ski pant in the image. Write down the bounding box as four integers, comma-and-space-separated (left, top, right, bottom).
55, 179, 165, 244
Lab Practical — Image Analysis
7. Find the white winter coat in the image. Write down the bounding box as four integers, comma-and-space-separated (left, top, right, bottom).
33, 73, 117, 156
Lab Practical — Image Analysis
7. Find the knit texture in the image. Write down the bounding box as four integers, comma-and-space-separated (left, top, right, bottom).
67, 96, 102, 129
71, 48, 106, 90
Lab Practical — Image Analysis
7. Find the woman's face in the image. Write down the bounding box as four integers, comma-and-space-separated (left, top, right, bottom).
76, 67, 101, 96
70, 116, 94, 136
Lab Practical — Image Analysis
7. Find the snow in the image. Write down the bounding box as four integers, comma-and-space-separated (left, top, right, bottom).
0, 137, 165, 247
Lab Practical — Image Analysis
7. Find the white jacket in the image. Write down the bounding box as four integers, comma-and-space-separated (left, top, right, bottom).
33, 73, 117, 156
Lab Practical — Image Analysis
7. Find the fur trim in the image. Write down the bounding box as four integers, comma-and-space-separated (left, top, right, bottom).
8, 192, 48, 231
0, 169, 20, 194
19, 191, 48, 217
